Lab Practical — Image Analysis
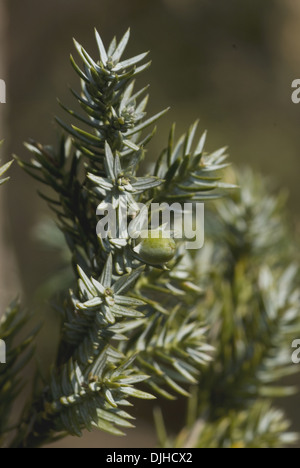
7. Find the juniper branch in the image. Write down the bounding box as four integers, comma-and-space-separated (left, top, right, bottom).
11, 28, 231, 447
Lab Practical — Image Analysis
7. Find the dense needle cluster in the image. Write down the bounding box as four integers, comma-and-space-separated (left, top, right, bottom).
8, 29, 230, 445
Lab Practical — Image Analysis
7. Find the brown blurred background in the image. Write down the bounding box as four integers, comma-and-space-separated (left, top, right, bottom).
1, 0, 300, 448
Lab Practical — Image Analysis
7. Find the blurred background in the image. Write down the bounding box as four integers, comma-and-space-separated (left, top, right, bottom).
1, 0, 300, 447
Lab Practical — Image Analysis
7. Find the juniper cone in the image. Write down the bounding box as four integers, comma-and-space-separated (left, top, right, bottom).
0, 28, 298, 449
133, 232, 177, 266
